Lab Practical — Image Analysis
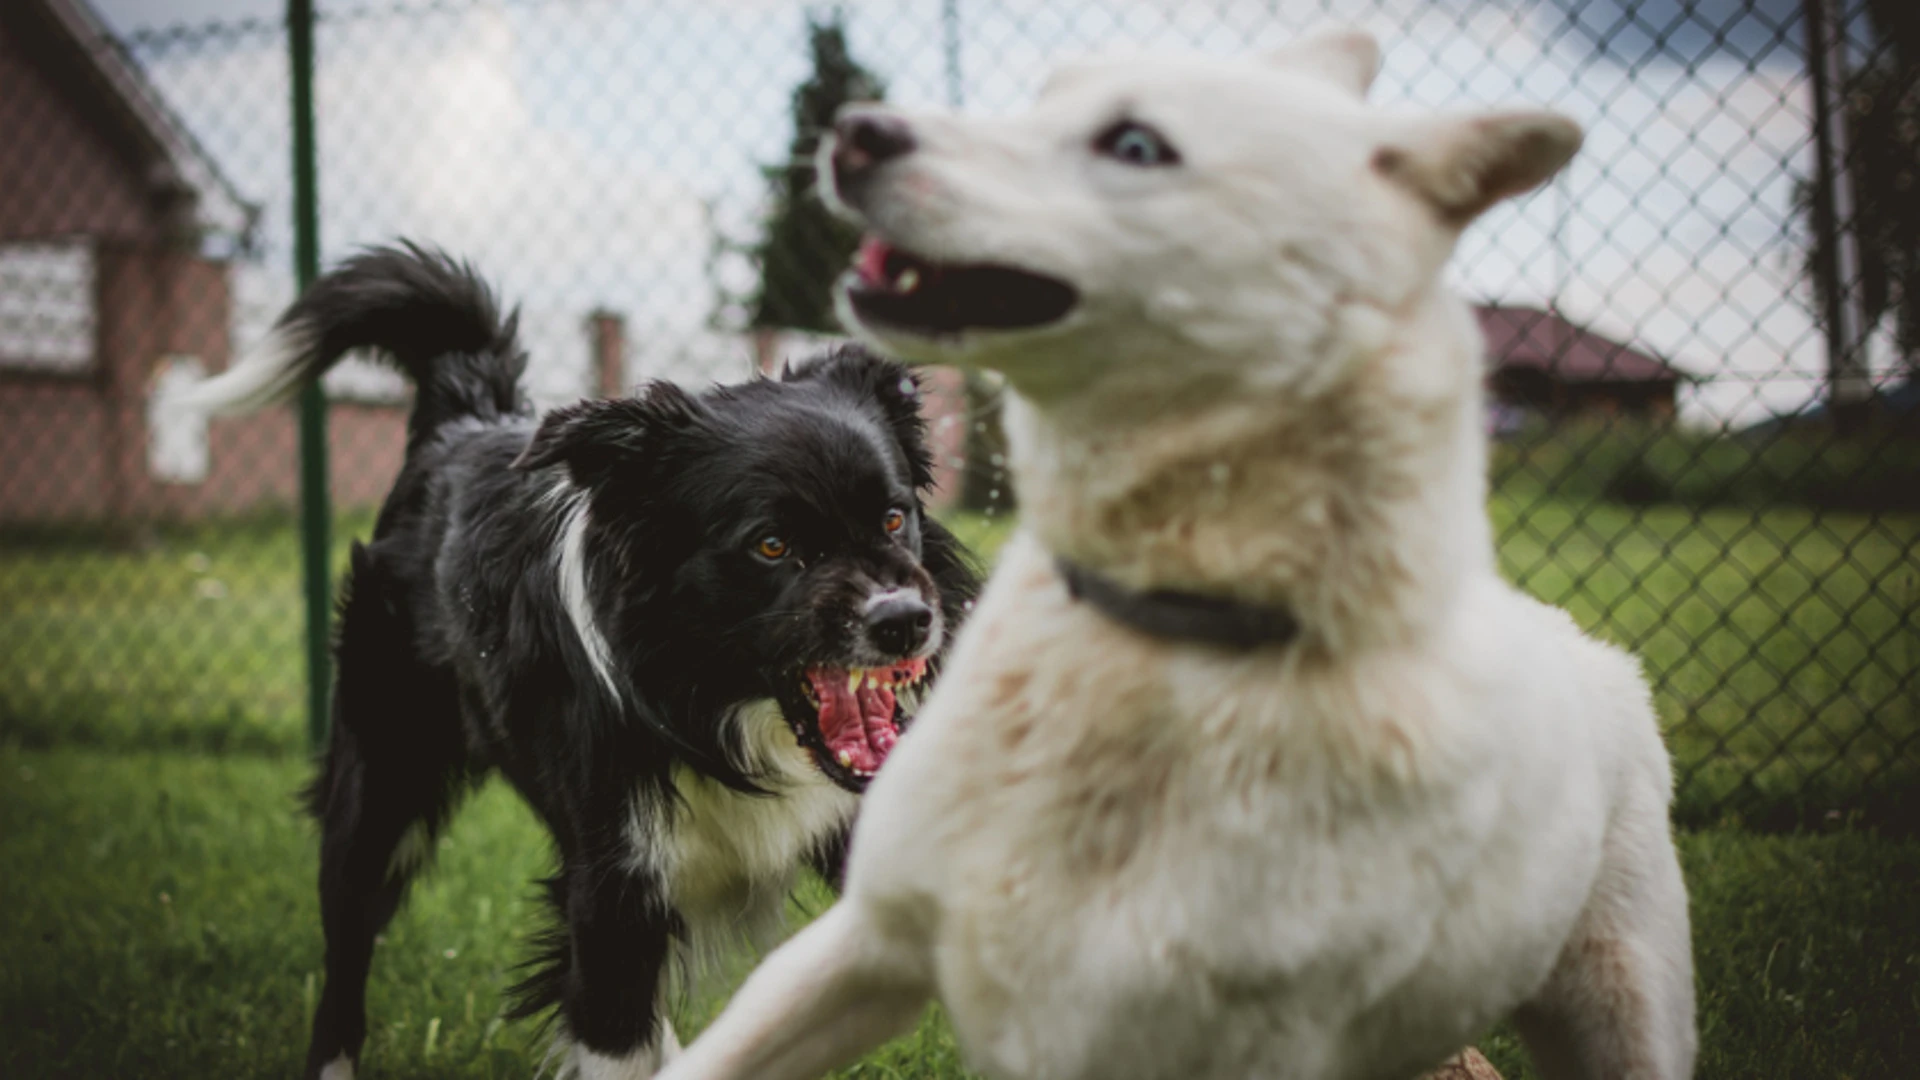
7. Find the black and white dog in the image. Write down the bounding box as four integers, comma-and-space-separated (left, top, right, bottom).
173, 245, 978, 1080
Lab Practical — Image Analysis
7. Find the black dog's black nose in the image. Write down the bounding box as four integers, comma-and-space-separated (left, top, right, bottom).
833, 109, 916, 185
866, 592, 933, 657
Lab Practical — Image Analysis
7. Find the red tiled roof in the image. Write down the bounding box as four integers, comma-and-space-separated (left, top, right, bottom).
1475, 304, 1684, 384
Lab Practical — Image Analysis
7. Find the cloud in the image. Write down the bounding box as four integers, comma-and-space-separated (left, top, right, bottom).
142, 3, 751, 404
313, 8, 746, 400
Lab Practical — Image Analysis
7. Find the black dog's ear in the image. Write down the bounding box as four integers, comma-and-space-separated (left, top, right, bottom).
788, 346, 936, 490
513, 381, 704, 487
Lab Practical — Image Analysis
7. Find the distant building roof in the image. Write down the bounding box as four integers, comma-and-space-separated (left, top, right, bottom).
8, 0, 257, 249
1476, 304, 1688, 384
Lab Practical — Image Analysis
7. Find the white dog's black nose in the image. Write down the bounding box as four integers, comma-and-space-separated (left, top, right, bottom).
866, 592, 934, 656
832, 108, 916, 187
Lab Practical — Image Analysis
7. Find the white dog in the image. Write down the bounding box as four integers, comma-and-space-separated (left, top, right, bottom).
662, 28, 1695, 1080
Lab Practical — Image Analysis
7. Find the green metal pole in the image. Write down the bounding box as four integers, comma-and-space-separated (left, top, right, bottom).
289, 0, 330, 748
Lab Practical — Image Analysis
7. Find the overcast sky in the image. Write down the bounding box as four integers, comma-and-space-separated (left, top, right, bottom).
81, 0, 1891, 424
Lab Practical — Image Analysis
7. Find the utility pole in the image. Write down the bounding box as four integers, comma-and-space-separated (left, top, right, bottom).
946, 0, 1006, 514
1805, 0, 1873, 432
942, 0, 963, 109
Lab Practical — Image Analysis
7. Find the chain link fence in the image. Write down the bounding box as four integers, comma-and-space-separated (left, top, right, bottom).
1, 0, 1914, 826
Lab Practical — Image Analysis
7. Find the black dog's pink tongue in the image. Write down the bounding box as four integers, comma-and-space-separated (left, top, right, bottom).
856, 237, 893, 287
806, 667, 898, 774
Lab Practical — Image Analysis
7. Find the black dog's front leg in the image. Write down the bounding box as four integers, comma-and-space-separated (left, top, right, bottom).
806, 825, 851, 892
554, 852, 683, 1073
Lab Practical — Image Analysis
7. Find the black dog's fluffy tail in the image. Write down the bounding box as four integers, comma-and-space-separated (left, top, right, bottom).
165, 242, 526, 438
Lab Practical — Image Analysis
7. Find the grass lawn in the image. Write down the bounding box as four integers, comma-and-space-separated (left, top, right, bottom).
4, 499, 1916, 826
2, 498, 1917, 1076
0, 512, 378, 758
1, 744, 1914, 1079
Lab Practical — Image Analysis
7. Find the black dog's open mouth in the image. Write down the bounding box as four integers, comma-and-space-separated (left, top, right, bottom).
843, 236, 1078, 336
778, 657, 932, 791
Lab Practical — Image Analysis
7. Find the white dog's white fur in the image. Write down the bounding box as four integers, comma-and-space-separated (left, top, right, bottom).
661, 29, 1695, 1080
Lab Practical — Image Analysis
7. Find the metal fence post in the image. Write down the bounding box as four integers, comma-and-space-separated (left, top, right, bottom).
289, 0, 330, 748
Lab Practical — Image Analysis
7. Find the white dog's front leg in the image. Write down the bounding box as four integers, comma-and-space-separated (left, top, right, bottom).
1514, 784, 1696, 1080
662, 901, 930, 1080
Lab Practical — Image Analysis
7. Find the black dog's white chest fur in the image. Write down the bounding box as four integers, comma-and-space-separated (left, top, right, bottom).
636, 702, 858, 949
169, 244, 978, 1080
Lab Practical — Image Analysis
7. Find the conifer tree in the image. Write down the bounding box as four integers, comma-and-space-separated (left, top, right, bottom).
750, 12, 883, 333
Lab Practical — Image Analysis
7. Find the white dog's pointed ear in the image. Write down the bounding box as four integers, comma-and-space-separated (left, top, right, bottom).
1373, 110, 1582, 224
1265, 27, 1381, 97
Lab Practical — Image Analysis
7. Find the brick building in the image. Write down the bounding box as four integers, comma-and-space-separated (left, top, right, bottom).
0, 0, 412, 527
1477, 303, 1688, 419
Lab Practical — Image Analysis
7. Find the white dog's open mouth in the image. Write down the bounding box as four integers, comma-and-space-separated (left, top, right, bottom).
843, 236, 1078, 336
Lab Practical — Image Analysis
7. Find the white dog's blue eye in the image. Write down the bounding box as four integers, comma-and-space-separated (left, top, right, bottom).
1095, 121, 1180, 167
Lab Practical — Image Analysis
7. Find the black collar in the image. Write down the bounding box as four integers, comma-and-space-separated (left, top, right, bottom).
1055, 556, 1301, 651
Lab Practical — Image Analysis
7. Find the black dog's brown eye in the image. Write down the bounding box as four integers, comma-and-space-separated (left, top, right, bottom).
883, 509, 907, 534
756, 536, 789, 560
